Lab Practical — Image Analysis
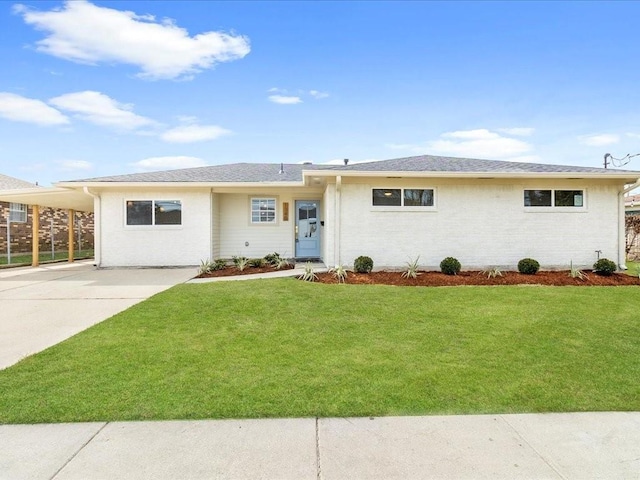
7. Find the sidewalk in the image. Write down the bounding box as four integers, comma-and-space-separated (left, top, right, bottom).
1, 412, 639, 479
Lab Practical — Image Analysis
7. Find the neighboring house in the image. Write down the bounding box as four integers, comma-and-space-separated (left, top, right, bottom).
0, 174, 94, 259
1, 155, 639, 270
625, 193, 640, 215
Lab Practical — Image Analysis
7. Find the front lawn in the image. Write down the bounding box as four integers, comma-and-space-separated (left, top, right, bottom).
0, 280, 639, 423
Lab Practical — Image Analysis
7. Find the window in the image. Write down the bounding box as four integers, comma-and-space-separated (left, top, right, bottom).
524, 190, 584, 208
126, 200, 181, 226
372, 188, 435, 207
251, 198, 276, 223
9, 203, 27, 223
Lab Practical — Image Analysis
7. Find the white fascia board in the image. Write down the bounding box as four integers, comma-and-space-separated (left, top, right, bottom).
55, 181, 306, 189
303, 170, 640, 182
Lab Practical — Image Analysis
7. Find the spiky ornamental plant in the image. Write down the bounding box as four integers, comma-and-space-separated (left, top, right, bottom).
402, 257, 421, 279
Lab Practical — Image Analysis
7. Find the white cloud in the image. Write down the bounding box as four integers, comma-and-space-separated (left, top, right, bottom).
130, 156, 207, 171
0, 92, 69, 125
581, 134, 620, 146
386, 129, 534, 160
309, 90, 329, 99
428, 129, 533, 159
161, 124, 231, 143
268, 95, 302, 105
57, 159, 92, 171
14, 0, 250, 80
49, 91, 158, 130
498, 127, 535, 137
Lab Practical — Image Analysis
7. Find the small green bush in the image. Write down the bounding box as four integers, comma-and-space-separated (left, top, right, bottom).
440, 257, 461, 275
212, 259, 227, 271
264, 252, 281, 265
517, 258, 540, 275
593, 258, 617, 276
249, 258, 267, 268
354, 256, 374, 273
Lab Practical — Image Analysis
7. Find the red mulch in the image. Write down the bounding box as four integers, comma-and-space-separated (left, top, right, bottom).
196, 265, 295, 278
197, 265, 639, 286
316, 270, 640, 287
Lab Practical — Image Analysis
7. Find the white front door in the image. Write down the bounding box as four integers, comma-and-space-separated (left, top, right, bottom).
295, 200, 320, 259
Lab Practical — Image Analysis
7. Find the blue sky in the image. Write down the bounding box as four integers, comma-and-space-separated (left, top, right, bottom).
1, 0, 639, 186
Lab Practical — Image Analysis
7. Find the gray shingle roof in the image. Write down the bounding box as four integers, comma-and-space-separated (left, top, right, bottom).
67, 163, 338, 183
339, 155, 640, 174
63, 155, 640, 184
0, 174, 38, 190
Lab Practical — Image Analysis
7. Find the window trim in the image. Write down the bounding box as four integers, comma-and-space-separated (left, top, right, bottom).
523, 189, 587, 211
250, 197, 278, 225
124, 199, 183, 227
9, 203, 27, 223
371, 187, 437, 211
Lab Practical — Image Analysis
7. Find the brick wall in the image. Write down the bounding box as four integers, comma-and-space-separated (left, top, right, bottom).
0, 202, 94, 255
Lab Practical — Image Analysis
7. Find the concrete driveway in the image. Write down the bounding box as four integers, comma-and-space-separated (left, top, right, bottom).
0, 260, 195, 370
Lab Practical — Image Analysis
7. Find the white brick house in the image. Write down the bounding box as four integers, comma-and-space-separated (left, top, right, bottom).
2, 155, 639, 270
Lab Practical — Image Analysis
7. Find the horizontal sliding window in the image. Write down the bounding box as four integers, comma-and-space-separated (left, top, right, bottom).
373, 188, 435, 207
524, 190, 584, 208
126, 200, 182, 226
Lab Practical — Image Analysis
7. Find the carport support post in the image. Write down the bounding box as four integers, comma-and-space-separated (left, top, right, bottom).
68, 209, 75, 263
32, 205, 39, 267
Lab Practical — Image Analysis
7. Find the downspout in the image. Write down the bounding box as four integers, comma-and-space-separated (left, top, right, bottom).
618, 178, 640, 269
83, 187, 101, 267
210, 189, 214, 261
335, 175, 341, 266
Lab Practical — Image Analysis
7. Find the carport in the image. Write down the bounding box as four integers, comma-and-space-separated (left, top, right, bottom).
0, 186, 93, 266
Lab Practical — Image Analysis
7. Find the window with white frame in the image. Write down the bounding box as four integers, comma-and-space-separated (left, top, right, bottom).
372, 188, 435, 207
126, 200, 182, 226
9, 203, 27, 223
524, 190, 584, 208
251, 198, 276, 223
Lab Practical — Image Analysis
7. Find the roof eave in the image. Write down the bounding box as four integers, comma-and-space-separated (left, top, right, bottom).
56, 181, 307, 188
303, 170, 640, 181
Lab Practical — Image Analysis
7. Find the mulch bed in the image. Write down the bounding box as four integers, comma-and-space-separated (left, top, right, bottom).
196, 265, 639, 286
316, 270, 640, 287
196, 264, 295, 278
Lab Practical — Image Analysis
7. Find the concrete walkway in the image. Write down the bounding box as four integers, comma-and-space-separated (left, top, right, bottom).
0, 260, 195, 370
2, 262, 639, 479
1, 412, 639, 479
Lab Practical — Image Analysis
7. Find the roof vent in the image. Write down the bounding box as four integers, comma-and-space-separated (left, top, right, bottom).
344, 158, 349, 165
303, 161, 313, 165
278, 163, 284, 174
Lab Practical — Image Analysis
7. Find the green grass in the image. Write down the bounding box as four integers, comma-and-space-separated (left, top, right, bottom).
625, 260, 640, 277
1, 280, 639, 423
0, 249, 94, 266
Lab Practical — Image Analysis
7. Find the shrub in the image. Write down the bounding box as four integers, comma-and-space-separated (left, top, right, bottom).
298, 262, 318, 282
518, 258, 540, 275
482, 267, 503, 279
568, 260, 587, 281
593, 258, 617, 276
264, 252, 281, 265
212, 259, 227, 271
249, 258, 267, 268
198, 259, 213, 275
275, 257, 291, 270
354, 256, 374, 273
329, 264, 348, 283
402, 256, 421, 279
440, 257, 461, 275
233, 256, 249, 271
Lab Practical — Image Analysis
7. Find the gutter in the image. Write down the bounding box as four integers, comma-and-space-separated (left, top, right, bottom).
83, 187, 101, 267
